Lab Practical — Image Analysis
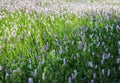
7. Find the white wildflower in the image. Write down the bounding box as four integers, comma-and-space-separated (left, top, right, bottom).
116, 58, 120, 64
63, 58, 66, 65
88, 61, 93, 67
118, 41, 120, 46
42, 72, 45, 80
0, 65, 2, 71
118, 48, 120, 54
28, 78, 33, 83
102, 69, 105, 75
91, 79, 94, 83
93, 73, 96, 79
33, 69, 37, 77
68, 76, 72, 83
107, 69, 110, 76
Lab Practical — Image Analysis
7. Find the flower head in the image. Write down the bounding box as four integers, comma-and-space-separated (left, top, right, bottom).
28, 78, 33, 83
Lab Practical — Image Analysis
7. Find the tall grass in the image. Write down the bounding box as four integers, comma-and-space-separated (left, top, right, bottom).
0, 6, 120, 83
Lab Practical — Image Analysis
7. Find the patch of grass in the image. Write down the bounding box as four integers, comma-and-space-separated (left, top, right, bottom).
0, 10, 120, 83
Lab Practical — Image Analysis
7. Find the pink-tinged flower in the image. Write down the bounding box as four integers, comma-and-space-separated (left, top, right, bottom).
91, 79, 94, 83
68, 77, 72, 83
107, 69, 110, 76
88, 61, 93, 67
116, 58, 120, 64
28, 78, 33, 83
0, 65, 2, 71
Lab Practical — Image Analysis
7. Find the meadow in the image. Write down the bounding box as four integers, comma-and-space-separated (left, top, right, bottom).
0, 0, 120, 83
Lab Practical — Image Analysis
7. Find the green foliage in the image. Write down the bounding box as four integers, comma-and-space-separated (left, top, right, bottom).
0, 10, 120, 83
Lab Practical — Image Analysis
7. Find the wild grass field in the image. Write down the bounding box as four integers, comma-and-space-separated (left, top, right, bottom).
0, 0, 120, 83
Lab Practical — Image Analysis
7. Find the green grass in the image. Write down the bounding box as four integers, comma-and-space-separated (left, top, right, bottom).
0, 10, 120, 83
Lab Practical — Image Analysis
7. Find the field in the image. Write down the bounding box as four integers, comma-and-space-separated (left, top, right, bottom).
0, 0, 120, 83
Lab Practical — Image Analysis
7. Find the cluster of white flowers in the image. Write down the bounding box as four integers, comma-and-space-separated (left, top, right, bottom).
0, 0, 120, 17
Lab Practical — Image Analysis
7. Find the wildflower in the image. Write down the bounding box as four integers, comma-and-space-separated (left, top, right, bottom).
64, 34, 67, 41
65, 46, 69, 52
95, 65, 98, 69
71, 41, 74, 46
12, 68, 19, 73
118, 48, 120, 54
28, 64, 32, 69
35, 54, 39, 60
42, 58, 45, 64
93, 73, 96, 79
5, 73, 9, 79
102, 53, 105, 60
29, 58, 32, 64
77, 44, 83, 50
118, 41, 120, 46
89, 34, 93, 38
71, 73, 75, 79
68, 76, 72, 83
59, 45, 62, 54
101, 59, 104, 65
74, 70, 77, 77
107, 69, 110, 76
91, 79, 94, 83
60, 39, 62, 45
33, 69, 37, 77
81, 36, 84, 42
105, 48, 108, 52
42, 72, 45, 80
88, 61, 93, 67
116, 25, 120, 32
28, 78, 33, 83
116, 58, 120, 64
63, 58, 66, 65
102, 69, 105, 75
0, 65, 2, 71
